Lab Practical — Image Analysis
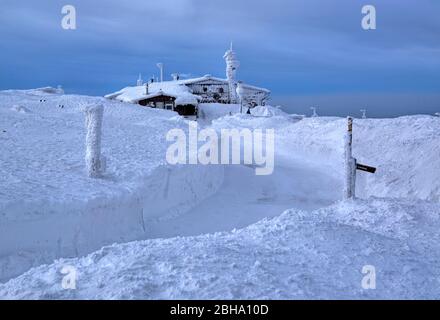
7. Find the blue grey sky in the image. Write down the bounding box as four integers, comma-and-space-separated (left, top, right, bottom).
0, 0, 439, 117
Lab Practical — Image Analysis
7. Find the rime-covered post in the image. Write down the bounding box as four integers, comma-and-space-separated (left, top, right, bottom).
85, 104, 104, 178
236, 81, 244, 113
361, 109, 367, 119
137, 73, 143, 86
344, 117, 356, 199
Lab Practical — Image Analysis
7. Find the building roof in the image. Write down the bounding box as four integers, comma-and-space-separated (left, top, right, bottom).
131, 91, 177, 103
105, 81, 201, 106
179, 75, 270, 93
178, 75, 227, 85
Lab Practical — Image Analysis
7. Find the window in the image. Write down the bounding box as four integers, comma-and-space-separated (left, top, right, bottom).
219, 87, 224, 94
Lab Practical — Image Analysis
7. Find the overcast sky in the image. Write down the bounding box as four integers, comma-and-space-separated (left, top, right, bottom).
0, 0, 439, 117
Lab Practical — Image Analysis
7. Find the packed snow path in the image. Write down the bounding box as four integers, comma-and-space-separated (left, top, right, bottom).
145, 159, 341, 239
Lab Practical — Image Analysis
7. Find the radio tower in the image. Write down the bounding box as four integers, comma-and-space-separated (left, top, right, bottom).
223, 42, 240, 104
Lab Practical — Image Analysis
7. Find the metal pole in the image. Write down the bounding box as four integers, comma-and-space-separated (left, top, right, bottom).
157, 63, 164, 82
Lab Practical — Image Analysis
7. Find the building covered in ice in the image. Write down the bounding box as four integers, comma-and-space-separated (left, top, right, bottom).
105, 46, 270, 116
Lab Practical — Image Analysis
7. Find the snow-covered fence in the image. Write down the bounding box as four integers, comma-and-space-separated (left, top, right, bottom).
343, 117, 377, 200
84, 104, 104, 178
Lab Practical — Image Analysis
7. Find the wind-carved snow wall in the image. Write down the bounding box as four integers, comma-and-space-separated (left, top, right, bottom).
0, 164, 224, 282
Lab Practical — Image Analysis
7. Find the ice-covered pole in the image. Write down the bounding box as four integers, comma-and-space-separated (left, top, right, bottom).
344, 117, 356, 199
236, 81, 244, 113
85, 104, 104, 178
224, 43, 240, 104
361, 109, 367, 119
157, 63, 164, 82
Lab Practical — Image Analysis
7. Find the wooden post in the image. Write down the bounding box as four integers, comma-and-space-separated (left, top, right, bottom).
342, 117, 377, 199
344, 117, 356, 199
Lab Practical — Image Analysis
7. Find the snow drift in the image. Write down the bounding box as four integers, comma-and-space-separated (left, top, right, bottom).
1, 198, 439, 300
212, 113, 440, 200
0, 90, 224, 281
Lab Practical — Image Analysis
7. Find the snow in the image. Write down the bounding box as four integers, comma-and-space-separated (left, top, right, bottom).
145, 159, 341, 239
0, 89, 186, 208
0, 89, 223, 281
251, 105, 288, 117
198, 103, 240, 122
105, 82, 200, 106
198, 104, 289, 123
1, 198, 439, 300
276, 116, 440, 200
1, 87, 440, 299
84, 104, 104, 178
10, 105, 31, 114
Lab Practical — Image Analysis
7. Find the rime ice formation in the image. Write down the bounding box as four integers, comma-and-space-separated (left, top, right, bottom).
84, 104, 104, 178
223, 43, 240, 104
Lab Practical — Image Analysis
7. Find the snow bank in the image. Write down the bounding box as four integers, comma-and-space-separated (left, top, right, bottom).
197, 103, 240, 122
277, 116, 440, 200
211, 113, 440, 201
198, 104, 288, 123
2, 87, 64, 96
10, 105, 31, 114
0, 90, 224, 281
0, 164, 223, 282
250, 105, 288, 117
1, 198, 439, 299
105, 82, 200, 106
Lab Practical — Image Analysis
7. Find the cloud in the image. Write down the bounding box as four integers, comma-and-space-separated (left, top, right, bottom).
0, 0, 439, 116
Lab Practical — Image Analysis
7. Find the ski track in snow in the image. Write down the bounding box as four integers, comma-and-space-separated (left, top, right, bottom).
1, 89, 440, 299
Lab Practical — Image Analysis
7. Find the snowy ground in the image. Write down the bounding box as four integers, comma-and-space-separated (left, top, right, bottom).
2, 198, 440, 300
1, 89, 440, 299
0, 89, 223, 280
